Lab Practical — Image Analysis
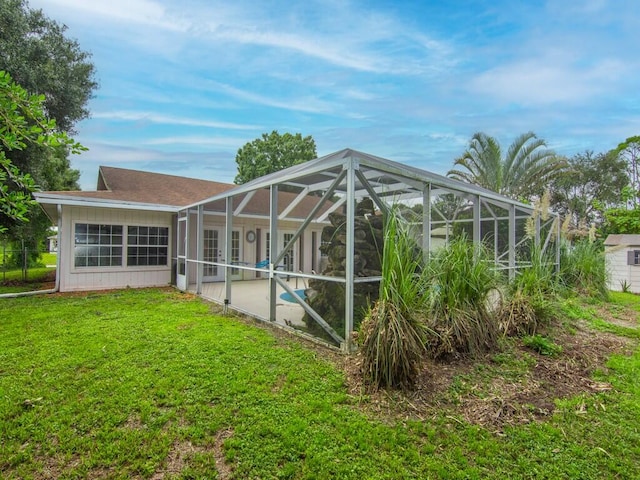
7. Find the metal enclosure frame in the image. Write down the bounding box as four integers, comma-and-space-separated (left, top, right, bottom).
177, 148, 559, 351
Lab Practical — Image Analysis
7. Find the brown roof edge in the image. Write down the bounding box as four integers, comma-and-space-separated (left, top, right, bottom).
97, 166, 110, 191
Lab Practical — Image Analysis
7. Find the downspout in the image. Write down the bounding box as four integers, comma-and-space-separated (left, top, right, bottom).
0, 203, 61, 298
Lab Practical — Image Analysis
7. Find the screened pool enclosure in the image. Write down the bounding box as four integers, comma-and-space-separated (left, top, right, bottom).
176, 149, 559, 351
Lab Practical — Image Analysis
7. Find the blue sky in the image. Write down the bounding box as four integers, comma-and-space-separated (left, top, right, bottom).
28, 0, 640, 191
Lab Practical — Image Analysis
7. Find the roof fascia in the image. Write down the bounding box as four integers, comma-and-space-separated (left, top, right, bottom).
33, 192, 178, 212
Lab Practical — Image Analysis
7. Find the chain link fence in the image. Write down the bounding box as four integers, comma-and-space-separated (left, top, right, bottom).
1, 240, 55, 283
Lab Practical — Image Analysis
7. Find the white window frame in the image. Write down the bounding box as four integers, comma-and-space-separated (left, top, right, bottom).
72, 222, 171, 272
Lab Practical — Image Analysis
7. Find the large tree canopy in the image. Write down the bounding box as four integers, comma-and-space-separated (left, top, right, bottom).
549, 150, 628, 226
448, 132, 565, 200
0, 0, 97, 133
0, 0, 95, 194
0, 0, 96, 250
614, 136, 640, 207
234, 131, 317, 185
0, 70, 84, 232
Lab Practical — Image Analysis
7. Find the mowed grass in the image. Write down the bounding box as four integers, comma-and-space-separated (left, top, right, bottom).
1, 288, 640, 479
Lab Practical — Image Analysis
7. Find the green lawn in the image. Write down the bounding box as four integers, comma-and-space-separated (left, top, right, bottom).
0, 267, 55, 294
1, 288, 639, 479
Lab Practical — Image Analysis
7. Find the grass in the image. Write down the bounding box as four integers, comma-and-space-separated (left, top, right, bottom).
360, 208, 429, 389
0, 267, 55, 294
1, 288, 640, 478
0, 251, 56, 294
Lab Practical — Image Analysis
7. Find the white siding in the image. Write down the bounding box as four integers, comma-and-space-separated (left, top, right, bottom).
606, 247, 640, 294
182, 212, 324, 284
59, 206, 174, 292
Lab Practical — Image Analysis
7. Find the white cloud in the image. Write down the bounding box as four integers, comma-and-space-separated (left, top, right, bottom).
143, 135, 247, 148
91, 111, 261, 130
30, 0, 187, 31
208, 82, 334, 114
471, 57, 627, 105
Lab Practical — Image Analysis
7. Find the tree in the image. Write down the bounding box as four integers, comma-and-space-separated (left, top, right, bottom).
0, 70, 85, 232
0, 0, 97, 133
614, 136, 640, 207
234, 131, 317, 185
549, 150, 628, 226
448, 132, 565, 200
601, 206, 640, 235
0, 0, 96, 257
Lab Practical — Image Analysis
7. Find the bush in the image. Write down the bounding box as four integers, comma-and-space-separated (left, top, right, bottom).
522, 334, 562, 356
425, 236, 500, 358
359, 300, 427, 390
359, 207, 429, 390
499, 245, 557, 335
559, 240, 608, 299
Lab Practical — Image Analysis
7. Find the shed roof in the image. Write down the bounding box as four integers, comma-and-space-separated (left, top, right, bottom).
604, 234, 640, 246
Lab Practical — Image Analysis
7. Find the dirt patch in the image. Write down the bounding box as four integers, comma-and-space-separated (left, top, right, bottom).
340, 318, 637, 432
34, 452, 82, 480
213, 428, 234, 480
151, 439, 209, 480
592, 303, 639, 329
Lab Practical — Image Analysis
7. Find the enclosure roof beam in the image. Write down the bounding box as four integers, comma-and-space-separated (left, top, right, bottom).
278, 186, 310, 219
233, 190, 255, 216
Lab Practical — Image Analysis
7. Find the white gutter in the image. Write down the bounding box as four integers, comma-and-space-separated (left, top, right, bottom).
34, 192, 179, 213
0, 204, 61, 299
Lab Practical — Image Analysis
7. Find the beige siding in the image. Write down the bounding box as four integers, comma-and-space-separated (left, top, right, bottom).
59, 206, 174, 292
182, 212, 324, 284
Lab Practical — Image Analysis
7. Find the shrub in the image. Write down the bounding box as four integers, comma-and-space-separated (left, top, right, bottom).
359, 207, 429, 390
425, 236, 500, 358
499, 244, 557, 335
559, 239, 608, 299
522, 334, 562, 356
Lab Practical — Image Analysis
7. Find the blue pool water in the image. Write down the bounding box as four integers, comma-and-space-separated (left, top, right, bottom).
279, 289, 306, 303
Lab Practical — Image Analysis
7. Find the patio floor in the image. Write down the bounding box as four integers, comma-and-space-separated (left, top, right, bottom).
189, 279, 307, 327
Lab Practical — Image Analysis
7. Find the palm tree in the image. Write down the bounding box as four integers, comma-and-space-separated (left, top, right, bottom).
448, 132, 565, 200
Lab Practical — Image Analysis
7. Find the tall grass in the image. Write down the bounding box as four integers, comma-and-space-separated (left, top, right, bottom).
499, 244, 557, 336
425, 236, 500, 358
558, 239, 608, 299
359, 208, 429, 390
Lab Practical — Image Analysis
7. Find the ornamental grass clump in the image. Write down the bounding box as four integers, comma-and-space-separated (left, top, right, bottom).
359, 208, 429, 390
499, 244, 558, 336
559, 239, 608, 299
425, 236, 500, 359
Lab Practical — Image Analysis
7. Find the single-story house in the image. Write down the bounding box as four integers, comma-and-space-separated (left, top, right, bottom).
35, 165, 327, 293
604, 234, 640, 293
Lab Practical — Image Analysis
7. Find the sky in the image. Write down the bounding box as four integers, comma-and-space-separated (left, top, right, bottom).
27, 0, 640, 191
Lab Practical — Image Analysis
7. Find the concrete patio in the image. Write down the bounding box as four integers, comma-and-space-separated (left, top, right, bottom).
191, 279, 307, 327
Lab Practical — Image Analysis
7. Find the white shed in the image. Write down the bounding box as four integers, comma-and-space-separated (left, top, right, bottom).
604, 234, 640, 293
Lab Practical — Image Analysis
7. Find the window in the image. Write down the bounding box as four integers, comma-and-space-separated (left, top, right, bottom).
74, 224, 123, 267
266, 232, 270, 262
127, 226, 169, 266
203, 229, 219, 277
628, 250, 640, 266
74, 223, 169, 269
231, 230, 240, 274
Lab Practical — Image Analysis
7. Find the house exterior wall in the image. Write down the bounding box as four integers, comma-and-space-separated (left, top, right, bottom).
58, 205, 174, 292
184, 212, 324, 283
605, 247, 640, 293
